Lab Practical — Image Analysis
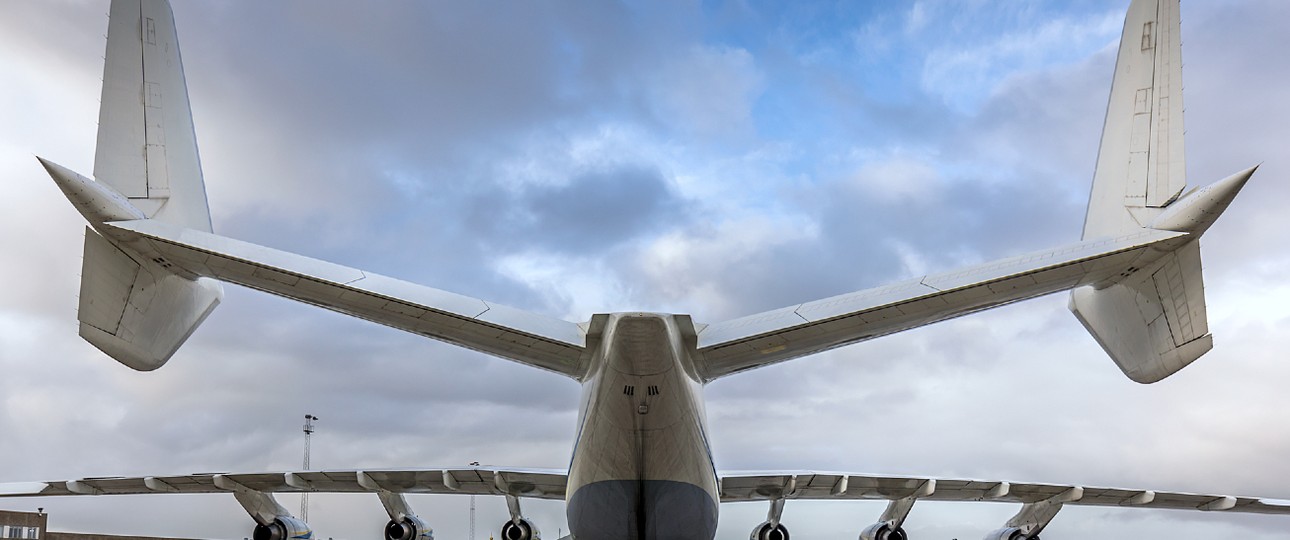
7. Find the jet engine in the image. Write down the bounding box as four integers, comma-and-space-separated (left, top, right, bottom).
983, 528, 1036, 540
500, 518, 541, 540
750, 520, 789, 540
860, 522, 908, 540
385, 515, 433, 540
252, 516, 312, 540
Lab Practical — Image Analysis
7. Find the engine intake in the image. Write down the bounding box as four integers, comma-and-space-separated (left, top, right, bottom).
500, 518, 541, 540
252, 517, 312, 540
860, 522, 908, 540
750, 520, 789, 540
983, 528, 1036, 540
385, 515, 433, 540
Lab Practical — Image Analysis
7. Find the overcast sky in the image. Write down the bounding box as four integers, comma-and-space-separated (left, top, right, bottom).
1, 0, 1289, 539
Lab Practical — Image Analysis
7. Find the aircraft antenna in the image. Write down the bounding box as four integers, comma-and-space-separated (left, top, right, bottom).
301, 414, 319, 521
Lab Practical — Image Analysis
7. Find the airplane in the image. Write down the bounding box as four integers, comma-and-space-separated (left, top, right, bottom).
0, 0, 1280, 539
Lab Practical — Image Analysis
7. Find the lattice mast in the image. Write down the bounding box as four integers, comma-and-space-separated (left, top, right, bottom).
301, 414, 319, 521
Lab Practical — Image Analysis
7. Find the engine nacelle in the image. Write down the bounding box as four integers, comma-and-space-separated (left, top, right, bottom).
983, 527, 1034, 540
750, 520, 789, 540
860, 522, 908, 540
385, 515, 433, 540
252, 516, 312, 540
500, 518, 541, 540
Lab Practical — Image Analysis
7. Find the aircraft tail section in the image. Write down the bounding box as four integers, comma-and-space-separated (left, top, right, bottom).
95, 0, 212, 232
1083, 0, 1187, 239
76, 226, 222, 371
38, 0, 221, 371
1069, 241, 1211, 383
1070, 165, 1255, 383
1072, 0, 1257, 383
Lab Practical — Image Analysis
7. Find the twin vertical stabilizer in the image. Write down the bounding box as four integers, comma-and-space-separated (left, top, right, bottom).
35, 0, 1258, 383
39, 0, 221, 371
1070, 0, 1255, 383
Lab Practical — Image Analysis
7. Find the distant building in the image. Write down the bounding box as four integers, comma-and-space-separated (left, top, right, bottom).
0, 510, 42, 540
0, 509, 191, 540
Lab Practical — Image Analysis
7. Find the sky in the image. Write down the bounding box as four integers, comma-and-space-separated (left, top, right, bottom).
0, 0, 1288, 539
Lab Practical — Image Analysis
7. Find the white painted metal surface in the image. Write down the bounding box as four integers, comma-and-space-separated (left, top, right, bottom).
95, 0, 212, 231
102, 218, 588, 377
694, 229, 1188, 380
1085, 0, 1187, 238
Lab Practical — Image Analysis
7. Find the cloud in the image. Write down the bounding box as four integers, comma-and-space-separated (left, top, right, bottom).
646, 45, 766, 141
919, 6, 1123, 113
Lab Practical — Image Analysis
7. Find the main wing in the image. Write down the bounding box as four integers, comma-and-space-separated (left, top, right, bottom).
0, 467, 567, 500
721, 471, 1290, 538
0, 467, 566, 539
9, 468, 1287, 540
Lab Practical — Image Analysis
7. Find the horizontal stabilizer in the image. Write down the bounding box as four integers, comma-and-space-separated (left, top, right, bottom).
98, 219, 589, 378
78, 228, 222, 371
695, 229, 1188, 381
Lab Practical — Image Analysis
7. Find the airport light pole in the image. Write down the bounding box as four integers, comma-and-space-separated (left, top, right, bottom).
469, 461, 480, 540
301, 414, 319, 521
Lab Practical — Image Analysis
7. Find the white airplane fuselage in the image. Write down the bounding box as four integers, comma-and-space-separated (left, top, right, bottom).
566, 313, 720, 539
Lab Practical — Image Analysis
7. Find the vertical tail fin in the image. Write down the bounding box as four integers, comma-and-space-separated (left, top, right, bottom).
94, 0, 211, 232
1071, 0, 1256, 383
1082, 0, 1186, 239
40, 0, 220, 370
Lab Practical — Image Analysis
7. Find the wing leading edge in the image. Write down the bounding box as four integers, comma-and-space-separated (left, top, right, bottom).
720, 471, 1290, 538
5, 469, 1287, 534
0, 468, 568, 501
719, 471, 1290, 513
